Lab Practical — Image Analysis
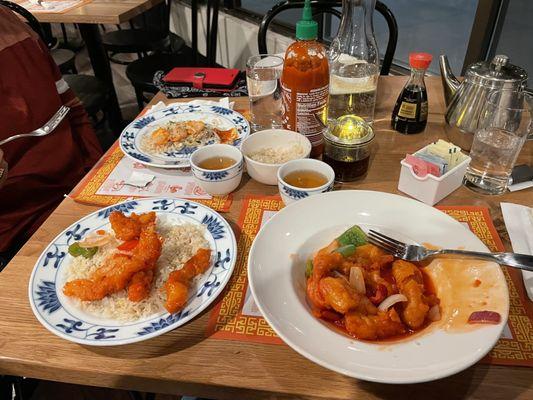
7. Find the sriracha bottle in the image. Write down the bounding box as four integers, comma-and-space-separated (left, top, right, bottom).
281, 0, 329, 157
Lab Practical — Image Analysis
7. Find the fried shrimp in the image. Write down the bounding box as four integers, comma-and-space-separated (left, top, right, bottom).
64, 213, 162, 302
305, 225, 439, 341
345, 308, 406, 340
392, 260, 430, 329
164, 248, 211, 314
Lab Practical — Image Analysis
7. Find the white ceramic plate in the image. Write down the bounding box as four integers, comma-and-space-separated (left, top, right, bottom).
248, 190, 509, 383
119, 104, 250, 169
29, 198, 237, 346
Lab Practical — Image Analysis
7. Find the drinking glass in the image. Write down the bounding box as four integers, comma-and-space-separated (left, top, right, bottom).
246, 55, 284, 132
463, 89, 532, 195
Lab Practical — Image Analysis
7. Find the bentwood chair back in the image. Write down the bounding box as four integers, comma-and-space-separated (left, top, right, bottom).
258, 0, 398, 75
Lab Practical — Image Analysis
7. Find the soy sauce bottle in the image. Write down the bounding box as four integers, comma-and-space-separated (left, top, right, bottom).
391, 52, 432, 134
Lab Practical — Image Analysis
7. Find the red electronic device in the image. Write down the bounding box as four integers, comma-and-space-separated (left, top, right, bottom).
163, 68, 240, 89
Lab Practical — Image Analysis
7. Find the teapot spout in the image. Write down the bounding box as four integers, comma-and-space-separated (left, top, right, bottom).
439, 54, 461, 106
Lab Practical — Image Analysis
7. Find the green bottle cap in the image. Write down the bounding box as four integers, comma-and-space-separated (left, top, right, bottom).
296, 0, 318, 40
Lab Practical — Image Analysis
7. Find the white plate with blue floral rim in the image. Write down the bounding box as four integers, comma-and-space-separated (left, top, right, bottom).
119, 104, 250, 169
28, 198, 237, 346
248, 190, 509, 384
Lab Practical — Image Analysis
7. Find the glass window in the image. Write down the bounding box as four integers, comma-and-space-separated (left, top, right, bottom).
237, 0, 301, 27
326, 0, 478, 75
493, 0, 533, 76
233, 0, 480, 75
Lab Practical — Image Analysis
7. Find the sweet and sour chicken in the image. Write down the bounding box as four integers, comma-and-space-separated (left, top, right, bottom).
305, 226, 440, 341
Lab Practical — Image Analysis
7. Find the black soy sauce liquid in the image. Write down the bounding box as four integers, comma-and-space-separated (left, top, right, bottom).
322, 153, 370, 182
391, 84, 428, 134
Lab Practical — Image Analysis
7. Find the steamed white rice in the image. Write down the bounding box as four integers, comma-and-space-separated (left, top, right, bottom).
63, 221, 209, 321
247, 142, 305, 164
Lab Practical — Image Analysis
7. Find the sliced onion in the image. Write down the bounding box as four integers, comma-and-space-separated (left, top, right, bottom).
468, 311, 501, 324
428, 305, 441, 322
349, 267, 366, 294
115, 250, 134, 257
78, 231, 112, 248
377, 294, 408, 312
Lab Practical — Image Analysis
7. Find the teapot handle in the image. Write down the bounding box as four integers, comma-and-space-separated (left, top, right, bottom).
525, 87, 533, 140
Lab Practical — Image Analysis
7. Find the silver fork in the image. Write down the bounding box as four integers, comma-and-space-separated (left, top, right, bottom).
0, 106, 70, 146
368, 229, 533, 272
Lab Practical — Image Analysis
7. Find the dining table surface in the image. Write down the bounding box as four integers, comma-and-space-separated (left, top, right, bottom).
14, 0, 164, 24
0, 76, 531, 400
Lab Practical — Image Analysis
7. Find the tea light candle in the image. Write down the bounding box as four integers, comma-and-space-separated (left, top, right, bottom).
322, 115, 375, 182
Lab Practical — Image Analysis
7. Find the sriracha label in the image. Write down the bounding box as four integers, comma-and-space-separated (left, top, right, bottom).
280, 39, 329, 156
281, 83, 328, 147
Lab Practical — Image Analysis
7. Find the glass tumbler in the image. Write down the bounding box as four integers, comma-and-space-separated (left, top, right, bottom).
463, 89, 532, 195
246, 55, 284, 132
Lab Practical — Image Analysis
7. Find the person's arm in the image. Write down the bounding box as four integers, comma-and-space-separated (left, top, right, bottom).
37, 39, 102, 170
0, 149, 7, 189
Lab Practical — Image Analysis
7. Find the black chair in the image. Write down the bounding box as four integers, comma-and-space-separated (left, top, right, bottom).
53, 48, 78, 74
35, 19, 79, 74
101, 0, 184, 65
125, 0, 220, 111
258, 0, 398, 75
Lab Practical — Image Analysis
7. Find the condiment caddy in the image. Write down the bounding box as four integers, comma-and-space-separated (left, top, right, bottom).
398, 140, 471, 205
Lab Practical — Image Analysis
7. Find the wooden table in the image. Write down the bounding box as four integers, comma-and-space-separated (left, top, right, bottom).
0, 77, 531, 400
14, 0, 164, 132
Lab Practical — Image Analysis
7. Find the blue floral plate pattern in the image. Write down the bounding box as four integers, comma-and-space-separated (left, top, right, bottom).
28, 198, 237, 346
119, 104, 250, 169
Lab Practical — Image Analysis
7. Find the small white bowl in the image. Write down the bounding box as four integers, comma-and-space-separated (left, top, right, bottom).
241, 129, 312, 185
190, 144, 243, 195
277, 159, 335, 205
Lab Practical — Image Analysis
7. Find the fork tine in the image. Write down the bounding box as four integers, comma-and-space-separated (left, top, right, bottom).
368, 230, 407, 249
56, 106, 70, 120
367, 236, 398, 254
45, 106, 70, 131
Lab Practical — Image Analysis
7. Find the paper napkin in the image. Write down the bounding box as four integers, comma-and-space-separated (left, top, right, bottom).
501, 202, 533, 301
125, 171, 155, 188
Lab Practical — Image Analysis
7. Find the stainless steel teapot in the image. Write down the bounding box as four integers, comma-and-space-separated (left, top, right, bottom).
439, 54, 528, 150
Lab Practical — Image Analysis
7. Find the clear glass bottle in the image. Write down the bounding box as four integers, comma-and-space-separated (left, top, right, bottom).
327, 0, 380, 125
391, 52, 432, 134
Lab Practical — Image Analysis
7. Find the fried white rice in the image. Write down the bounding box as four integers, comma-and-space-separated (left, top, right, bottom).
63, 221, 210, 321
139, 121, 220, 156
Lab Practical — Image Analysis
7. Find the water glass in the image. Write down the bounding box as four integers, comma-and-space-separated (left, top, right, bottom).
463, 89, 532, 195
246, 55, 284, 132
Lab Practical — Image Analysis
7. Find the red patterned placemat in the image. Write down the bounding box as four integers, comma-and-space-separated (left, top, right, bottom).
69, 143, 232, 212
206, 195, 533, 367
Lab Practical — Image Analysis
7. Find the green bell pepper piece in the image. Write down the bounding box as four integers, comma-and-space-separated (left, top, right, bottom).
305, 259, 313, 279
82, 246, 98, 259
337, 225, 367, 247
68, 242, 98, 259
334, 244, 357, 257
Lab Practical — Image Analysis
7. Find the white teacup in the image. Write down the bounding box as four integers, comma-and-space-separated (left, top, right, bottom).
277, 159, 335, 205
190, 144, 243, 195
